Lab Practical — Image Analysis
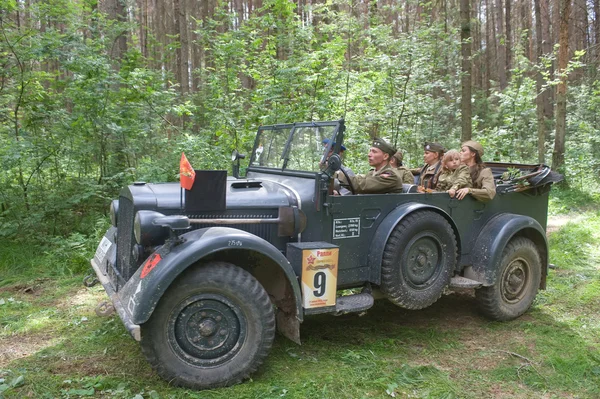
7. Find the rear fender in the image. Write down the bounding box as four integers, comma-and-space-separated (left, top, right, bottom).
367, 203, 459, 284
465, 213, 548, 287
118, 227, 302, 327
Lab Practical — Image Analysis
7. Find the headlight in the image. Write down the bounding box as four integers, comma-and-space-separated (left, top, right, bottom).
110, 200, 119, 227
134, 211, 167, 246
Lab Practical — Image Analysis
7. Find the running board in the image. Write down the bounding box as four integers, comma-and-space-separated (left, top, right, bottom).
449, 276, 482, 289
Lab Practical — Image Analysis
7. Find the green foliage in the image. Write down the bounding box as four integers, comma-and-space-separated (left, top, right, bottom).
1, 0, 599, 246
548, 184, 600, 215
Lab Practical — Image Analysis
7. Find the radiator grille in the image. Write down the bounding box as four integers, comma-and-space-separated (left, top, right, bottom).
115, 196, 135, 287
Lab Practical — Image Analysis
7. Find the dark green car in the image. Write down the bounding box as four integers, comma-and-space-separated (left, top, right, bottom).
89, 119, 560, 390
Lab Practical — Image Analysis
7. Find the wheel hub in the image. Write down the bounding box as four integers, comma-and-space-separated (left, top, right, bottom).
501, 258, 529, 302
405, 237, 441, 287
169, 294, 246, 366
198, 318, 218, 337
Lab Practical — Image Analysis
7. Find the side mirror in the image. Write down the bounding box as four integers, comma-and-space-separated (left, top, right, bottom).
231, 149, 246, 162
231, 150, 246, 178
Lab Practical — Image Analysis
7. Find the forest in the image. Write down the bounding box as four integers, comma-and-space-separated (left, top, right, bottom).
1, 0, 599, 237
2, 1, 600, 397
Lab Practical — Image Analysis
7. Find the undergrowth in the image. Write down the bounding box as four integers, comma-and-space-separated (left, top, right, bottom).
1, 187, 600, 398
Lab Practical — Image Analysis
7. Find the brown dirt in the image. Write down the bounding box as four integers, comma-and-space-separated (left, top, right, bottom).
0, 333, 60, 368
0, 283, 106, 368
0, 278, 50, 296
546, 214, 584, 235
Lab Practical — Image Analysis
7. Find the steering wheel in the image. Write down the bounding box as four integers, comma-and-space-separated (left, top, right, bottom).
338, 167, 356, 195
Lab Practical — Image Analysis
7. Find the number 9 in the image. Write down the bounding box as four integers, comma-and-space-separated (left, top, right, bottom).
313, 272, 326, 297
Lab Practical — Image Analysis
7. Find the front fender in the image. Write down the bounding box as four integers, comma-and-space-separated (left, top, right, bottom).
367, 202, 458, 284
466, 213, 548, 287
118, 227, 302, 325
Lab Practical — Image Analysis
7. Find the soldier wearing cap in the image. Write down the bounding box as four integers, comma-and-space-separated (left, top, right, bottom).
455, 140, 496, 202
389, 150, 415, 185
336, 138, 405, 194
411, 142, 445, 190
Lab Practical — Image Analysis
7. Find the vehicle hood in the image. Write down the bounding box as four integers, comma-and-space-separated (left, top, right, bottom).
121, 179, 297, 212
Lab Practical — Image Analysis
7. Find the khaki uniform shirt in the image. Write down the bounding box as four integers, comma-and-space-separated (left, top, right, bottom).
469, 166, 496, 202
338, 163, 404, 194
396, 166, 416, 185
436, 165, 472, 192
411, 162, 442, 189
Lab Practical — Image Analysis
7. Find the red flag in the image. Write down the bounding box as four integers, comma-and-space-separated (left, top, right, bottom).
180, 152, 196, 190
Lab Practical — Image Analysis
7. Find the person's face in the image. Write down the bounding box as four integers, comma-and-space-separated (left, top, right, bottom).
423, 150, 439, 166
368, 147, 387, 168
445, 155, 461, 170
460, 146, 476, 164
389, 157, 398, 168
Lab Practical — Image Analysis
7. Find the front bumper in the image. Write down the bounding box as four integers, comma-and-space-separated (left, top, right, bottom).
90, 228, 141, 341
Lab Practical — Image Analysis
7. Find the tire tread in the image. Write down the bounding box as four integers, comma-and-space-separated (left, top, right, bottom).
381, 211, 457, 309
140, 261, 275, 389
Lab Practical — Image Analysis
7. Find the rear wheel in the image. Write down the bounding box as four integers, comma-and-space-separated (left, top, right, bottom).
476, 237, 542, 321
140, 261, 275, 389
381, 211, 457, 309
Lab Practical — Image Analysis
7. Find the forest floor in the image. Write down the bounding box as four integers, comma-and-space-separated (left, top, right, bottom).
1, 209, 600, 399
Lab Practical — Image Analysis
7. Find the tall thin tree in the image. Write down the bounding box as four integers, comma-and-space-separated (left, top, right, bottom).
534, 0, 547, 163
461, 0, 473, 141
552, 0, 572, 170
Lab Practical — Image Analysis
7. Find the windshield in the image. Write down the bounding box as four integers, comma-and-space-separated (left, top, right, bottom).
249, 121, 341, 172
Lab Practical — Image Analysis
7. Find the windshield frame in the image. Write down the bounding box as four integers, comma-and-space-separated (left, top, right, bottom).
247, 120, 344, 176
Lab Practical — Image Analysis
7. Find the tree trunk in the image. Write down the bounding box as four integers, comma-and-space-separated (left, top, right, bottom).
484, 0, 492, 95
495, 0, 507, 89
175, 0, 189, 94
505, 0, 512, 78
534, 0, 546, 163
104, 0, 128, 64
595, 0, 600, 78
552, 0, 571, 171
461, 0, 472, 141
541, 0, 554, 116
472, 0, 482, 90
139, 0, 148, 58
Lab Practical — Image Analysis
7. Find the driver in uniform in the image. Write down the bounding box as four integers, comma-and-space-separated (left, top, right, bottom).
335, 138, 405, 194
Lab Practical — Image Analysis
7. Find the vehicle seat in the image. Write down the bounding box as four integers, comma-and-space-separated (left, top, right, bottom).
402, 184, 418, 193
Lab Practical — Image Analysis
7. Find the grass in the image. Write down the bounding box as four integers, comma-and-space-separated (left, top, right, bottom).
1, 189, 600, 398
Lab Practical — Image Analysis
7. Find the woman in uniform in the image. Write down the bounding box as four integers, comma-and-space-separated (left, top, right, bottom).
454, 140, 496, 202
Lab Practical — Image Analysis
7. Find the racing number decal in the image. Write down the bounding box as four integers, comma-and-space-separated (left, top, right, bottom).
301, 249, 339, 308
313, 272, 326, 297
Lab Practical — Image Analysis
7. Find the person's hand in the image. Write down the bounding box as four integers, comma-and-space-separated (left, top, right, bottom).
417, 185, 426, 193
455, 187, 470, 200
448, 188, 456, 197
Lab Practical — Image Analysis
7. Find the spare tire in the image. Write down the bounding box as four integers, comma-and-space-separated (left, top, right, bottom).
381, 210, 457, 309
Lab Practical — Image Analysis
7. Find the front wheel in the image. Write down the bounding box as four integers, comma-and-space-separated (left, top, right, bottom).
476, 237, 542, 321
140, 261, 275, 389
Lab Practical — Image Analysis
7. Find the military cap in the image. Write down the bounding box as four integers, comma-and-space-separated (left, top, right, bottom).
462, 140, 484, 157
424, 142, 445, 153
322, 138, 346, 151
372, 138, 396, 156
392, 151, 404, 164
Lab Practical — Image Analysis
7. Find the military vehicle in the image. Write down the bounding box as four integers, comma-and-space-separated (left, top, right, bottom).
88, 119, 560, 389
